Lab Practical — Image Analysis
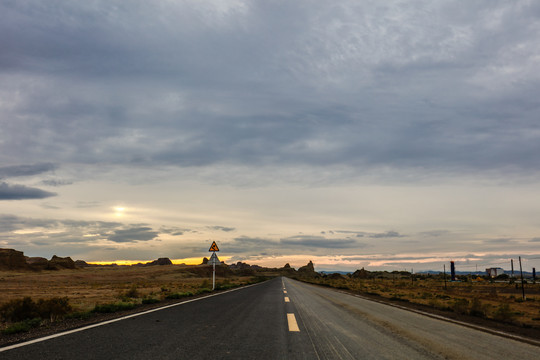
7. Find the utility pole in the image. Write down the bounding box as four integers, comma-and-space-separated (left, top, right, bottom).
443, 264, 447, 290
519, 256, 526, 300
411, 268, 414, 285
511, 259, 514, 278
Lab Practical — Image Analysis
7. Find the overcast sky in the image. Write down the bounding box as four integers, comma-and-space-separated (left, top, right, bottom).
1, 0, 539, 272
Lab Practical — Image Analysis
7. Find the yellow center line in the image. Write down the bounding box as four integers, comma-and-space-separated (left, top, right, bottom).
287, 313, 300, 332
284, 296, 290, 302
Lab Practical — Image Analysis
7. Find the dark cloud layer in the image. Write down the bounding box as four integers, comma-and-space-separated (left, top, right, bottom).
0, 182, 56, 200
108, 227, 159, 243
369, 231, 405, 239
280, 235, 360, 249
0, 214, 158, 245
208, 226, 236, 232
1, 1, 539, 180
0, 163, 55, 178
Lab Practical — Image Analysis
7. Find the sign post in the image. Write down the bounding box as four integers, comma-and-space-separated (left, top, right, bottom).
208, 241, 220, 290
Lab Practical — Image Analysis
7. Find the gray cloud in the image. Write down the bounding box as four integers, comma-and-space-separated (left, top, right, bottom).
529, 238, 540, 242
0, 163, 55, 178
418, 230, 451, 237
223, 236, 278, 254
369, 231, 405, 239
41, 179, 72, 187
107, 226, 159, 243
76, 201, 101, 208
0, 182, 56, 200
484, 238, 515, 244
280, 235, 360, 249
159, 226, 192, 236
0, 1, 539, 180
208, 226, 236, 232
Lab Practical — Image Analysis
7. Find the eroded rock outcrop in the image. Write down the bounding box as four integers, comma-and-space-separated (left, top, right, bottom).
0, 248, 29, 270
297, 260, 319, 278
145, 257, 173, 266
48, 255, 76, 269
26, 257, 49, 270
351, 267, 370, 279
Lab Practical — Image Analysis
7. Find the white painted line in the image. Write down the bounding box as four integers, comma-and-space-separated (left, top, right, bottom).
0, 282, 264, 352
284, 297, 290, 302
283, 290, 287, 294
287, 313, 300, 332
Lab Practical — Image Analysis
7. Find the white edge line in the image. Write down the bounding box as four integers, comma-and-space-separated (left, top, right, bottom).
0, 282, 264, 353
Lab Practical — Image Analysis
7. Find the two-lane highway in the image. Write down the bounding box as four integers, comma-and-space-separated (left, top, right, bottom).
2, 277, 539, 359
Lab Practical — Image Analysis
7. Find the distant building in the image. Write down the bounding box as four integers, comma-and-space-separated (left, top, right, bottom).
486, 267, 504, 278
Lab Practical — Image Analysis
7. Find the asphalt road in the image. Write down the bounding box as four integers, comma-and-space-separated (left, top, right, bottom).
1, 277, 539, 359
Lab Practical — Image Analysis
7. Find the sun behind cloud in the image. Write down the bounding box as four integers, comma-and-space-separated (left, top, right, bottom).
114, 206, 126, 217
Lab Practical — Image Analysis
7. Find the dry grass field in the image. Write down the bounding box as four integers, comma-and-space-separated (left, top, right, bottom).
0, 265, 255, 312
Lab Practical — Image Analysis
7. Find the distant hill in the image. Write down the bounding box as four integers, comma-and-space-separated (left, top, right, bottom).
0, 248, 76, 271
319, 270, 352, 275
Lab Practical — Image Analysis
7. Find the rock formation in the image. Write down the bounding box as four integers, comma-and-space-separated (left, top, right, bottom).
74, 260, 90, 267
0, 248, 29, 270
145, 257, 173, 266
26, 257, 49, 270
351, 268, 370, 279
298, 260, 315, 273
297, 260, 318, 278
48, 255, 76, 269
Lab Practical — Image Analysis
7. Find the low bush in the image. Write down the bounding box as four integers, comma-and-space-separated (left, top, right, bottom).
196, 288, 213, 295
0, 297, 39, 322
2, 318, 41, 335
165, 291, 194, 299
451, 298, 469, 315
492, 303, 515, 323
92, 302, 136, 314
124, 287, 140, 299
142, 298, 160, 305
215, 283, 238, 290
469, 298, 486, 317
37, 297, 72, 321
66, 311, 93, 320
0, 297, 72, 323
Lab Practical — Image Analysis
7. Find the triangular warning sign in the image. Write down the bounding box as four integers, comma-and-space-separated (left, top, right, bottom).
208, 241, 219, 252
209, 252, 220, 265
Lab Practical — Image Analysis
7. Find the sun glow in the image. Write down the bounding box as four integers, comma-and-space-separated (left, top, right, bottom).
113, 206, 126, 217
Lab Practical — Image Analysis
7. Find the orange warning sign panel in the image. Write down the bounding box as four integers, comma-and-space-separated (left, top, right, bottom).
208, 241, 219, 252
